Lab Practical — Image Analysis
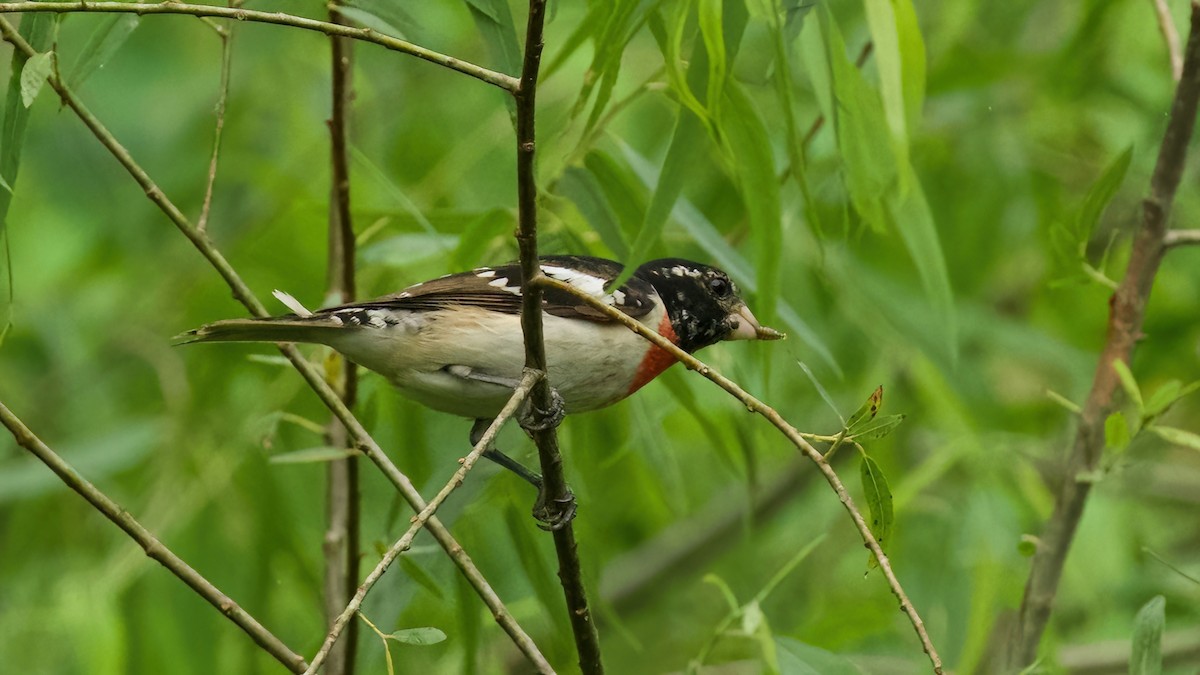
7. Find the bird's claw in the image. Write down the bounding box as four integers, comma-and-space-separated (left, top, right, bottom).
519, 386, 565, 433
532, 485, 577, 531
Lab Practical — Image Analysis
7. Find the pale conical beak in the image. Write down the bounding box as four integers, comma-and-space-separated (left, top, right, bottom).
727, 304, 786, 341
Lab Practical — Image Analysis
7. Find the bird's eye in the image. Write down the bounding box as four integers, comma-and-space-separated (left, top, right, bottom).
709, 277, 731, 297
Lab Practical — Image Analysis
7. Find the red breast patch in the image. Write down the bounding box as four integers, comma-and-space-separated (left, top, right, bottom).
627, 314, 680, 395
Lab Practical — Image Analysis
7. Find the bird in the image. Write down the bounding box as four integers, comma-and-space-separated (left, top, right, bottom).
178, 255, 784, 528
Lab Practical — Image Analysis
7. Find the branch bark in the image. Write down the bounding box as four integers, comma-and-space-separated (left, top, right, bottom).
0, 17, 550, 672
1008, 2, 1200, 668
1164, 228, 1200, 247
533, 275, 944, 674
512, 1, 604, 673
304, 371, 545, 675
1152, 0, 1184, 82
322, 5, 360, 674
0, 2, 519, 91
0, 401, 309, 673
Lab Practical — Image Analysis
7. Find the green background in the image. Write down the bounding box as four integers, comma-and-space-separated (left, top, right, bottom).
1, 0, 1198, 673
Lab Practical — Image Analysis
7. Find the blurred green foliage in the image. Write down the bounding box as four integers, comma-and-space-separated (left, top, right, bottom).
1, 0, 1199, 673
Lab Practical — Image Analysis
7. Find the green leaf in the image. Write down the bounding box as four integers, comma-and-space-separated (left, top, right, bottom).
1076, 146, 1133, 242
1112, 359, 1144, 413
386, 627, 447, 646
1149, 426, 1200, 451
722, 80, 783, 327
1130, 596, 1165, 675
268, 447, 357, 464
610, 109, 707, 289
846, 386, 883, 431
334, 6, 409, 38
859, 454, 894, 569
852, 414, 905, 441
775, 637, 865, 675
753, 534, 826, 605
698, 0, 726, 124
1145, 379, 1200, 418
398, 556, 445, 601
556, 166, 630, 258
452, 208, 512, 270
862, 0, 910, 176
67, 14, 139, 88
19, 52, 53, 109
463, 0, 520, 116
1104, 412, 1130, 451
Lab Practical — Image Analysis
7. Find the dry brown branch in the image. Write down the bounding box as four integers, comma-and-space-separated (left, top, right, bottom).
304, 371, 545, 675
512, 1, 604, 672
0, 401, 309, 673
0, 2, 518, 90
0, 18, 551, 671
533, 275, 943, 673
1008, 2, 1200, 667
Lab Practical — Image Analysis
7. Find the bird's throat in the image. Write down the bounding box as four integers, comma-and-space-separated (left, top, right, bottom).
626, 314, 680, 395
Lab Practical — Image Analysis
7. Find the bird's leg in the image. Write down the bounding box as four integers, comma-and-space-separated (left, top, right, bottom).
469, 418, 543, 488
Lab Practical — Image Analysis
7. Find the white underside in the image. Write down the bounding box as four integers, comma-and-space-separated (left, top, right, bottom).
324, 305, 669, 419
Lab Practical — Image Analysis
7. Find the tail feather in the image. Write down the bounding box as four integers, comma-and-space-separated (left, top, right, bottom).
173, 316, 345, 346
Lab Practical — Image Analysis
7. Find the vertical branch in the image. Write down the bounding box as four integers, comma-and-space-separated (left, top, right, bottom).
1009, 2, 1200, 667
513, 1, 604, 673
323, 4, 360, 674
1152, 0, 1184, 82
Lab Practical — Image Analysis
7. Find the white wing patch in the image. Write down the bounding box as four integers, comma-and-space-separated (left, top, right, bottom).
540, 264, 617, 305
273, 290, 313, 317
487, 277, 522, 295
475, 269, 497, 278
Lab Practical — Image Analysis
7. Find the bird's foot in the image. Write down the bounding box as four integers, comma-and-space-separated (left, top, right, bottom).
518, 384, 565, 434
532, 483, 577, 531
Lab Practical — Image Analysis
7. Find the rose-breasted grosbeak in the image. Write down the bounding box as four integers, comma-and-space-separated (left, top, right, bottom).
180, 255, 783, 527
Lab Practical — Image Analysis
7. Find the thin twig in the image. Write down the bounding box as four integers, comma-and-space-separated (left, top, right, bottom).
513, 1, 605, 673
1152, 0, 1184, 82
801, 41, 874, 148
196, 13, 234, 234
0, 2, 519, 91
1008, 2, 1200, 668
533, 275, 944, 674
0, 18, 551, 672
1164, 227, 1200, 247
322, 4, 360, 673
0, 401, 309, 673
303, 370, 543, 675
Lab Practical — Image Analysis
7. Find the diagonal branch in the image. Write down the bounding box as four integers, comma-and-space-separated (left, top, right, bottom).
0, 1, 519, 91
533, 275, 944, 674
303, 370, 543, 675
1164, 228, 1200, 247
1152, 0, 1184, 82
0, 17, 551, 672
0, 400, 309, 673
512, 1, 604, 673
1008, 2, 1200, 668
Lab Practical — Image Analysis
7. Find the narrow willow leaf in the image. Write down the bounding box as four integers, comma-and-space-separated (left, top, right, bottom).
1130, 596, 1165, 675
698, 0, 726, 124
398, 556, 445, 601
67, 13, 140, 88
575, 0, 653, 134
892, 0, 925, 132
20, 52, 53, 109
463, 0, 519, 117
1075, 146, 1133, 242
452, 208, 512, 270
556, 166, 630, 258
722, 81, 782, 327
862, 0, 909, 175
1144, 380, 1182, 418
1149, 426, 1200, 451
610, 109, 707, 289
846, 386, 883, 431
1112, 359, 1143, 413
386, 627, 447, 645
859, 454, 894, 569
1104, 412, 1130, 452
890, 165, 957, 361
649, 7, 709, 128
343, 0, 420, 39
776, 637, 865, 675
335, 6, 408, 38
852, 414, 905, 441
268, 447, 357, 464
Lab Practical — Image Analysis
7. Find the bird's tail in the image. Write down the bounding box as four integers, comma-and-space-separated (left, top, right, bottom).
173, 316, 346, 346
